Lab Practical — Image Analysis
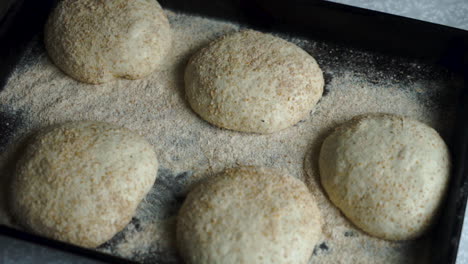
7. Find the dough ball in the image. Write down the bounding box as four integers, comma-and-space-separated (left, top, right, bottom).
9, 121, 158, 248
319, 114, 450, 240
177, 167, 322, 264
185, 30, 324, 134
45, 0, 172, 84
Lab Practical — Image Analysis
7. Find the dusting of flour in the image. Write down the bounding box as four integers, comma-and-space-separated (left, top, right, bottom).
0, 9, 458, 264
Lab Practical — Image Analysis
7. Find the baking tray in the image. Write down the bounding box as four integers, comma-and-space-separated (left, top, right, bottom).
1, 0, 468, 263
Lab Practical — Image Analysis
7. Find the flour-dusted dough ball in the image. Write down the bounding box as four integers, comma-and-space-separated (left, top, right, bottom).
45, 0, 171, 84
177, 167, 322, 264
185, 30, 324, 134
9, 121, 158, 248
319, 114, 450, 240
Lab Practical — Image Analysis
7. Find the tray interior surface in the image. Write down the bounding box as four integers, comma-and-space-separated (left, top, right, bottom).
0, 1, 467, 264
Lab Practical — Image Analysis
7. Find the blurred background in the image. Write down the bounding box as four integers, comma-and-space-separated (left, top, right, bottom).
1, 0, 468, 30
331, 0, 468, 30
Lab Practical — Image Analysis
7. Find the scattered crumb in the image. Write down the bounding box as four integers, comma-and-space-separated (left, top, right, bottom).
0, 9, 459, 264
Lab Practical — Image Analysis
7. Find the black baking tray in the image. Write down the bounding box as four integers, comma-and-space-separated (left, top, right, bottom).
1, 0, 468, 263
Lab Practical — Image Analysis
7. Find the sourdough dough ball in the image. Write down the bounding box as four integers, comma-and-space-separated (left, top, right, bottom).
319, 114, 450, 240
44, 0, 171, 84
185, 30, 324, 133
177, 167, 322, 264
9, 121, 158, 248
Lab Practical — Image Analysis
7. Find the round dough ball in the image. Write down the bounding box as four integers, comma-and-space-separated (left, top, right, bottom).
185, 30, 324, 134
177, 167, 322, 264
9, 121, 158, 248
319, 114, 450, 240
45, 0, 172, 84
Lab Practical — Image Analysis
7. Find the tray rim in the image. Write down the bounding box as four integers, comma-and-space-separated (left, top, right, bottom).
0, 0, 467, 263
